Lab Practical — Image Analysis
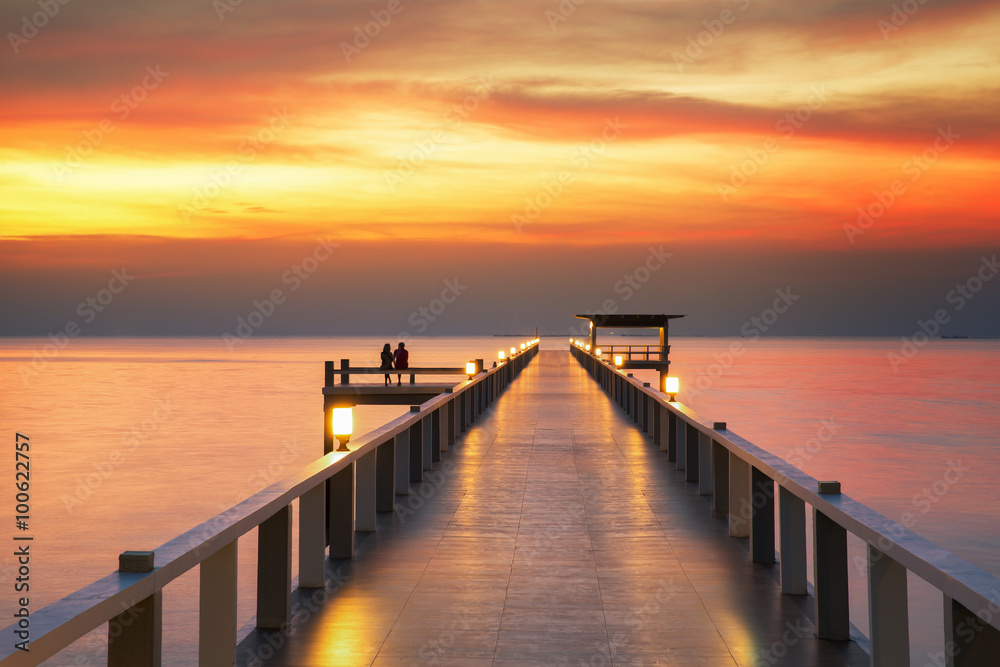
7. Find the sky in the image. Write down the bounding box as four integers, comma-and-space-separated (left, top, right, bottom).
1, 0, 998, 336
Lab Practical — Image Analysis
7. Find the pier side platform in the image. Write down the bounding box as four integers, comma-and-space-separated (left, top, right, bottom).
237, 349, 870, 666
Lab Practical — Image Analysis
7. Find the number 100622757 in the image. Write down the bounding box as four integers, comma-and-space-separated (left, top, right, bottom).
15, 434, 31, 531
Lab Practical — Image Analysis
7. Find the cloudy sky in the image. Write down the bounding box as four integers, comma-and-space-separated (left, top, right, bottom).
1, 0, 998, 336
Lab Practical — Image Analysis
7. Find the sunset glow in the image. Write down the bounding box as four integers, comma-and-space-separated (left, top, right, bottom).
3, 0, 998, 247
2, 0, 999, 337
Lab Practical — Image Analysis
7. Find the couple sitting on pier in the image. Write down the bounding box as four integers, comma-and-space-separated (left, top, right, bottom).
380, 342, 408, 386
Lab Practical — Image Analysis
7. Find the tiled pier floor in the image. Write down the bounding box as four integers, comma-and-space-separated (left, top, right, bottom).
238, 350, 869, 666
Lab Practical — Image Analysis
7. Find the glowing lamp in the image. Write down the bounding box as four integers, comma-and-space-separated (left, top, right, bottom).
499, 350, 505, 361
664, 376, 679, 401
466, 361, 476, 379
511, 347, 516, 355
520, 343, 526, 350
332, 407, 353, 452
585, 344, 591, 352
595, 348, 602, 357
614, 355, 623, 367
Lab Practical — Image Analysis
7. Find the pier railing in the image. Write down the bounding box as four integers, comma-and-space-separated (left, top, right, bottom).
599, 343, 666, 361
570, 343, 1000, 666
0, 341, 540, 667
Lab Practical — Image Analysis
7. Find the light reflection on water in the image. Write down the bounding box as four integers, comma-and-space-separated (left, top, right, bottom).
0, 335, 997, 665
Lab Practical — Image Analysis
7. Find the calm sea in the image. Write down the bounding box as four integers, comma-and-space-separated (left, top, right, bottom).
0, 336, 997, 666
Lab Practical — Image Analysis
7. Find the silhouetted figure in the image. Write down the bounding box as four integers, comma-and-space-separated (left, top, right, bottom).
393, 341, 409, 386
379, 343, 394, 386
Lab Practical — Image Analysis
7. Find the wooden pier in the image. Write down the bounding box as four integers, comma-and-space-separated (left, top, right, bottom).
4, 338, 1000, 666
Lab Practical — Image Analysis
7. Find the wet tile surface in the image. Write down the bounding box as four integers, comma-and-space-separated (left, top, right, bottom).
237, 351, 870, 666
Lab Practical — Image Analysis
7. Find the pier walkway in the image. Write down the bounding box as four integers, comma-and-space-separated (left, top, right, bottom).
238, 350, 869, 666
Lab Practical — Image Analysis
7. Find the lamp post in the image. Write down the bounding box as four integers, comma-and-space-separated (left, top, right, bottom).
664, 376, 679, 402
332, 407, 353, 452
614, 355, 623, 368
498, 350, 505, 363
466, 361, 476, 380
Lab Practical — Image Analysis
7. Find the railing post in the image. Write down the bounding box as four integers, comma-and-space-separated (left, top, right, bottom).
813, 508, 849, 640
653, 401, 661, 446
685, 423, 699, 482
298, 483, 325, 588
778, 487, 807, 594
675, 414, 686, 471
750, 467, 775, 563
728, 454, 750, 537
422, 413, 433, 471
394, 431, 410, 495
711, 440, 728, 515
328, 463, 355, 559
199, 540, 236, 664
257, 505, 292, 630
868, 545, 910, 666
698, 431, 713, 495
376, 440, 395, 512
641, 388, 649, 432
340, 358, 350, 385
409, 416, 423, 482
355, 450, 377, 532
448, 392, 457, 445
944, 594, 1000, 666
667, 411, 677, 460
658, 405, 670, 453
441, 400, 451, 452
109, 581, 162, 667
432, 408, 441, 460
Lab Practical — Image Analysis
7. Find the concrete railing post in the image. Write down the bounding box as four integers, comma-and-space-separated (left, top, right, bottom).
675, 414, 686, 471
422, 414, 433, 471
698, 431, 713, 495
409, 416, 423, 482
394, 431, 410, 495
109, 581, 162, 667
868, 545, 910, 666
355, 450, 377, 532
711, 440, 728, 515
778, 487, 807, 594
199, 540, 236, 664
667, 411, 677, 460
944, 594, 1000, 666
432, 408, 441, 461
653, 402, 661, 446
328, 463, 355, 559
298, 483, 325, 588
257, 505, 292, 630
728, 454, 750, 537
813, 508, 849, 640
685, 423, 699, 482
376, 440, 395, 512
750, 467, 775, 563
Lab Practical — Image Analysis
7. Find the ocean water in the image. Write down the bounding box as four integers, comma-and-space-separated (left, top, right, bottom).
0, 335, 997, 665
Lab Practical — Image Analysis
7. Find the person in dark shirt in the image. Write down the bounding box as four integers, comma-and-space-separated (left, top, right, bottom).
379, 343, 394, 386
393, 341, 409, 386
